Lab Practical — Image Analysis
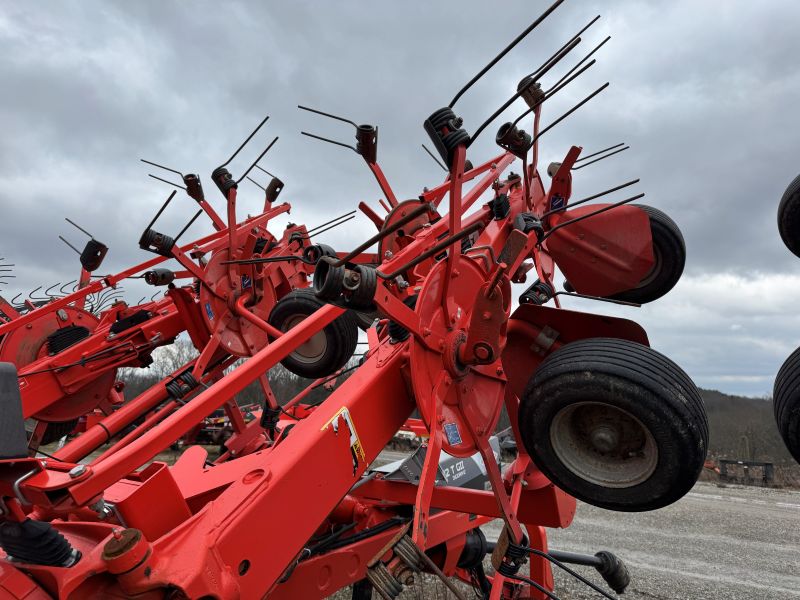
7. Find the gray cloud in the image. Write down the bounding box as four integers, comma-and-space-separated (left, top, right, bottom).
1, 0, 799, 395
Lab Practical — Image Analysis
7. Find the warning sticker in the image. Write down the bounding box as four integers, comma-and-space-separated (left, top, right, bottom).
322, 407, 366, 474
444, 422, 463, 446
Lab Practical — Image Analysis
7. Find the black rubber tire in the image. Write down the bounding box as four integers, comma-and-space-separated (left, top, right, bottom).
40, 419, 78, 445
774, 346, 800, 462
778, 174, 800, 258
518, 338, 708, 512
268, 289, 358, 378
610, 205, 685, 304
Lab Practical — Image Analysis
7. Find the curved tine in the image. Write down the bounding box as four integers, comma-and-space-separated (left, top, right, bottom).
511, 57, 598, 129
297, 105, 358, 129
148, 173, 187, 191
137, 297, 146, 306
303, 215, 356, 239
11, 293, 22, 305
95, 288, 123, 307
531, 83, 609, 146
306, 210, 359, 234
549, 35, 610, 92
92, 289, 112, 306
219, 114, 270, 168
470, 36, 583, 143
44, 282, 61, 298
510, 34, 610, 130
140, 158, 184, 178
422, 144, 447, 172
300, 131, 358, 154
449, 0, 567, 108
529, 15, 600, 78
27, 286, 43, 301
255, 164, 276, 178
65, 218, 94, 239
571, 145, 629, 171
246, 176, 266, 192
60, 280, 78, 295
71, 281, 80, 292
573, 142, 626, 163
100, 290, 124, 305
236, 137, 279, 184
150, 292, 161, 302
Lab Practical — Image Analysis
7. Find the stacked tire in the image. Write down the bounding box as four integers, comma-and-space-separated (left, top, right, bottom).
774, 174, 800, 462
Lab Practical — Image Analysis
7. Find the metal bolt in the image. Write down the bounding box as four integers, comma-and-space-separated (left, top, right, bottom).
56, 309, 68, 322
473, 345, 491, 362
384, 250, 393, 259
69, 465, 87, 479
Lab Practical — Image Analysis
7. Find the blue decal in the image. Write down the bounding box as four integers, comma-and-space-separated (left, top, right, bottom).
550, 194, 565, 211
444, 422, 463, 446
241, 275, 252, 290
205, 302, 214, 321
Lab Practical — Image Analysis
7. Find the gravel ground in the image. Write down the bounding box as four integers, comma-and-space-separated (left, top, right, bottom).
483, 481, 800, 599
329, 478, 800, 599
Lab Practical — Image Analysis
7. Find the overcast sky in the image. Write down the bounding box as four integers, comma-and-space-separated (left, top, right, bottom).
1, 1, 799, 396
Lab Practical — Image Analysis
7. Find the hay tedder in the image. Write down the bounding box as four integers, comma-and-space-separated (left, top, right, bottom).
0, 2, 709, 598
774, 173, 800, 464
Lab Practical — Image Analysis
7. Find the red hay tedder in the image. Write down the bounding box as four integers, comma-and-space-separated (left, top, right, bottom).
0, 2, 709, 598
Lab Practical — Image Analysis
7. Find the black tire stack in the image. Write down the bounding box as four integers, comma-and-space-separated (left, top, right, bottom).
774, 174, 800, 462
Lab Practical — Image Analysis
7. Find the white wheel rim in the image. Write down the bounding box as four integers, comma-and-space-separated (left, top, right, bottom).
549, 401, 658, 488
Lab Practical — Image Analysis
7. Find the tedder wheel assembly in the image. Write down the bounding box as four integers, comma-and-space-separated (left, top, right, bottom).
268, 288, 358, 378
774, 345, 800, 462
778, 173, 800, 258
518, 337, 708, 512
609, 205, 686, 304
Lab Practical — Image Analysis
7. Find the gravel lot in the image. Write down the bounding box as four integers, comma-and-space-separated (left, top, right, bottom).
483, 481, 800, 599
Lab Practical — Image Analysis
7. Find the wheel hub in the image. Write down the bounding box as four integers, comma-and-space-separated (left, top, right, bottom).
550, 401, 658, 488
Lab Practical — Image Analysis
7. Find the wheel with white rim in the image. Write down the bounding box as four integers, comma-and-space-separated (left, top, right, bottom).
268, 289, 358, 378
518, 337, 708, 511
